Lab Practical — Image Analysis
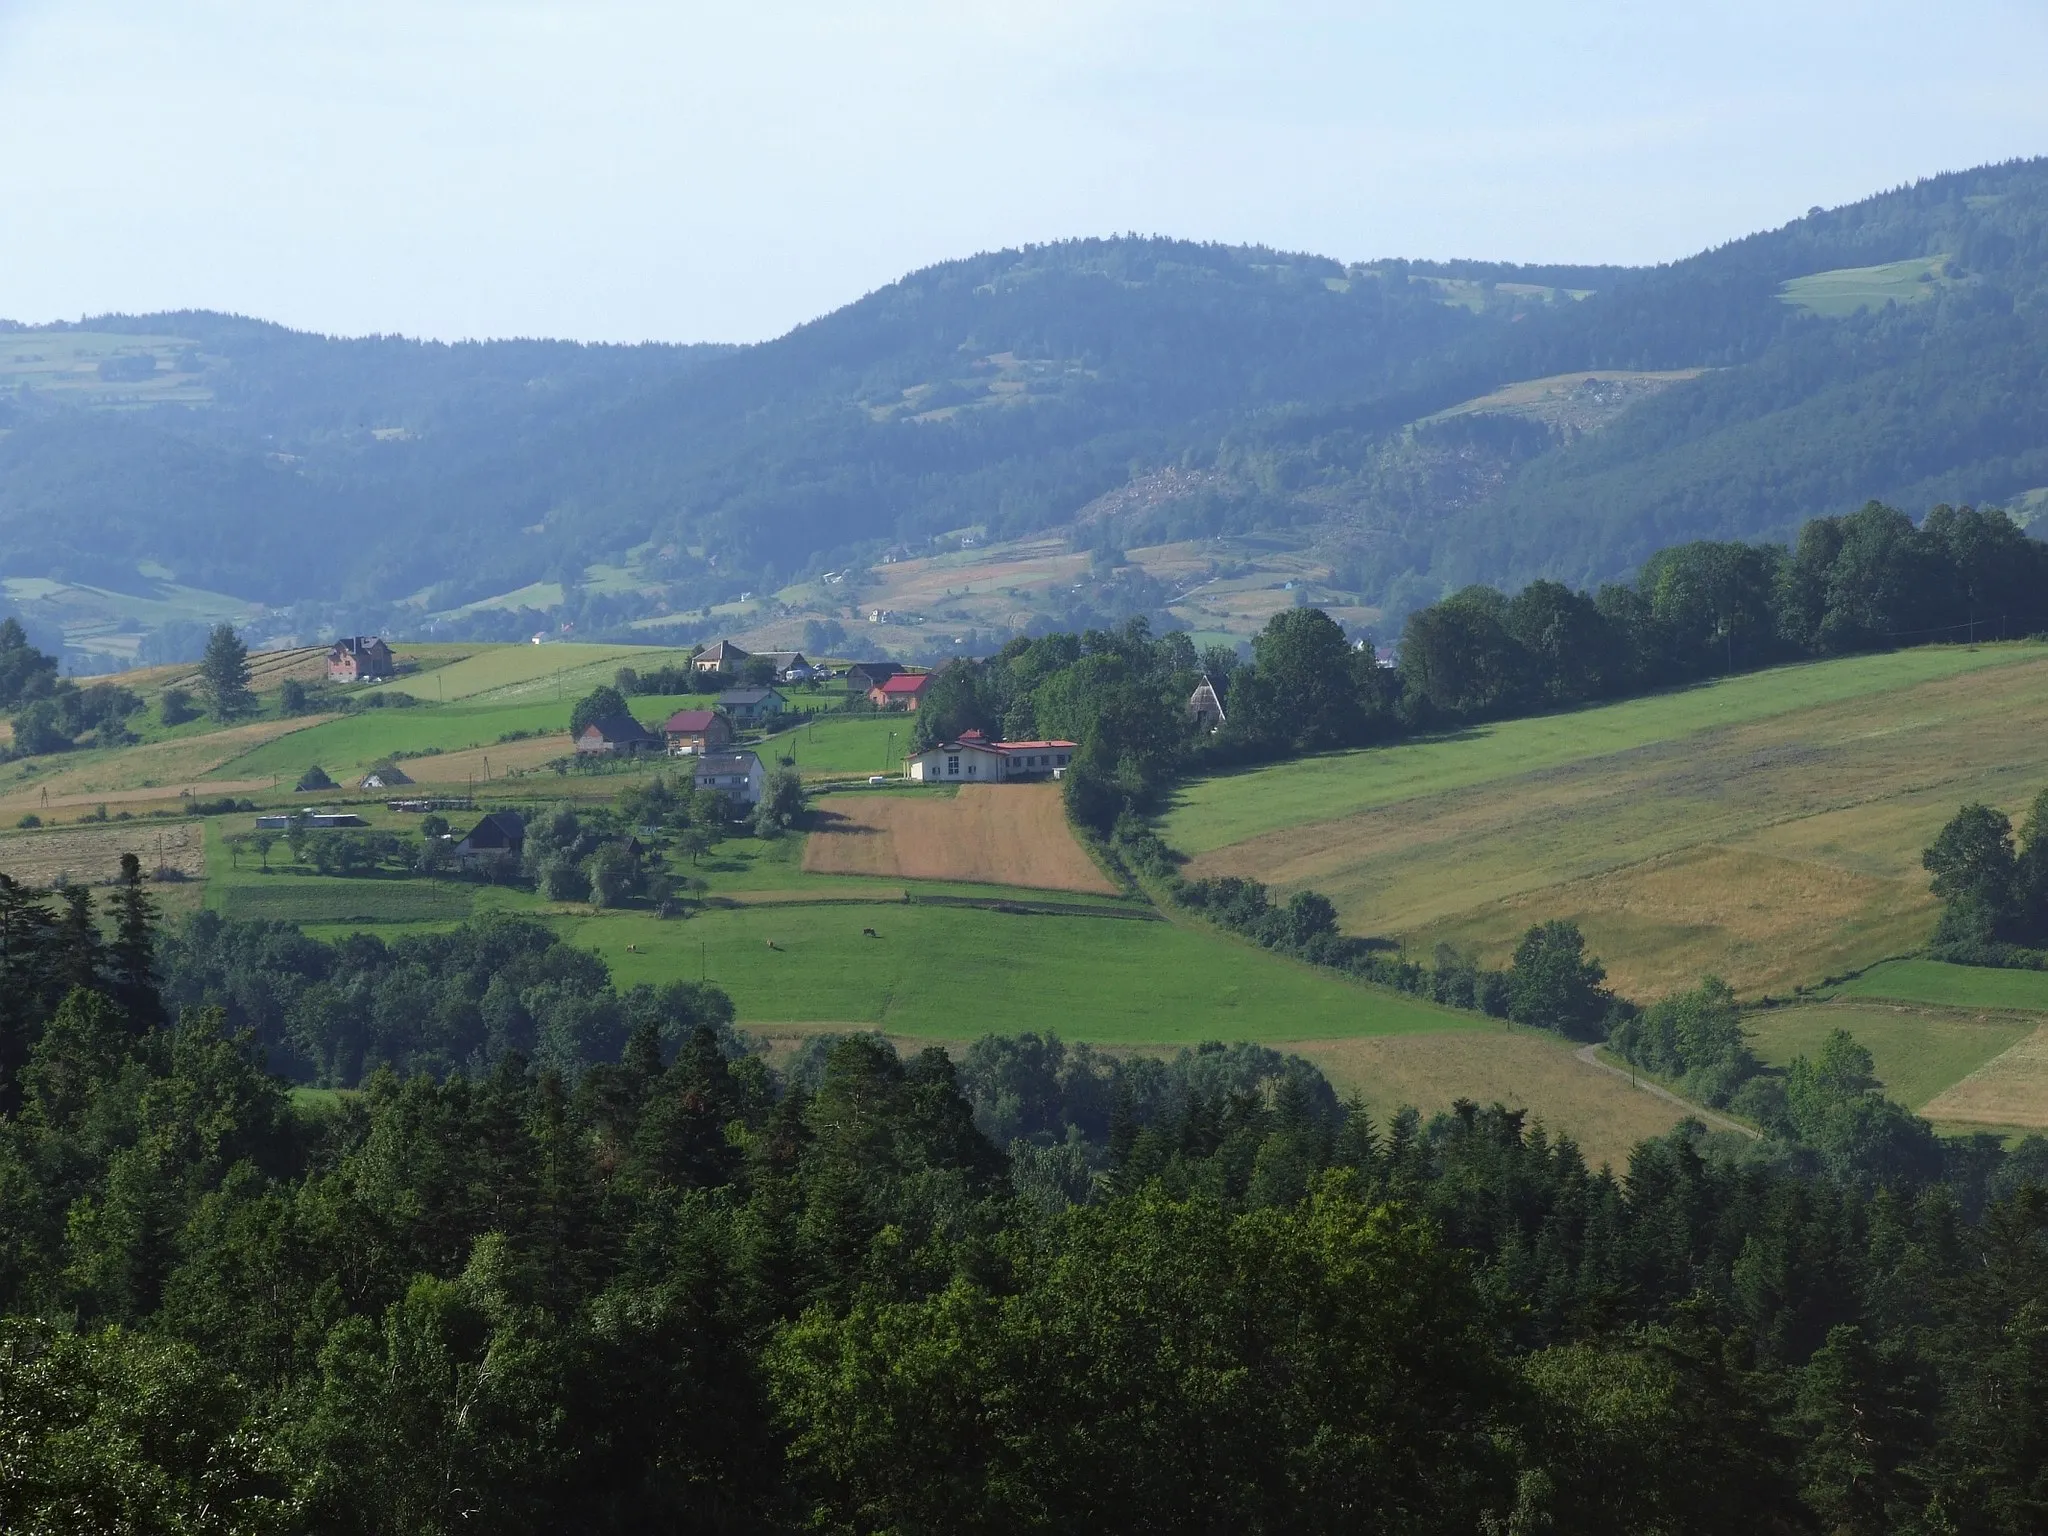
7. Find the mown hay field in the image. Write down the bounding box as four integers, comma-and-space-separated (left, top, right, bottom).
0, 821, 207, 885
803, 784, 1117, 894
1922, 1026, 2048, 1131
366, 643, 697, 704
1168, 645, 2048, 998
1282, 1030, 1693, 1170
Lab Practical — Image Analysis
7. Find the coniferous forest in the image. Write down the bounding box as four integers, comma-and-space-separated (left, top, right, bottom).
5, 860, 2048, 1533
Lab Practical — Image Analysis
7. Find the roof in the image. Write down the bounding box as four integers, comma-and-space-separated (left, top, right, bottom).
579, 714, 658, 742
696, 640, 748, 662
694, 751, 762, 776
754, 650, 809, 668
847, 661, 903, 681
992, 739, 1077, 752
877, 673, 929, 694
663, 708, 721, 732
917, 737, 1075, 756
329, 635, 389, 656
456, 811, 526, 851
716, 687, 785, 705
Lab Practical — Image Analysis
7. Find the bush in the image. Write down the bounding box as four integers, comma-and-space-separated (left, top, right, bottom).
16, 813, 39, 829
159, 688, 199, 726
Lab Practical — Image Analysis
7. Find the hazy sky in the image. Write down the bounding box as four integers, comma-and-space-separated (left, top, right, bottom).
3, 1, 2045, 344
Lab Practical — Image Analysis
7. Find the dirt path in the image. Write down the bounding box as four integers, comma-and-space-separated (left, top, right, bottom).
1573, 1043, 1759, 1138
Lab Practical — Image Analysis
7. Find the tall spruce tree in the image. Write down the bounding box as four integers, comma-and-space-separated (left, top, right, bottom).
197, 624, 254, 722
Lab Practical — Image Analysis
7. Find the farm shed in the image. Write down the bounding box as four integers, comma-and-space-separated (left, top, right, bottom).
453, 811, 526, 864
1187, 676, 1226, 732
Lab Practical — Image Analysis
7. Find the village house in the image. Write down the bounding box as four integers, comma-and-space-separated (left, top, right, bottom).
1187, 675, 1227, 732
327, 635, 394, 682
575, 714, 661, 755
905, 730, 1076, 783
661, 707, 735, 756
715, 686, 787, 725
693, 749, 766, 805
692, 639, 748, 676
870, 672, 930, 710
453, 810, 526, 867
845, 662, 904, 693
752, 650, 818, 682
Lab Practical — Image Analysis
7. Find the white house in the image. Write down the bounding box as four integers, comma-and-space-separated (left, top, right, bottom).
693, 749, 766, 805
905, 730, 1076, 783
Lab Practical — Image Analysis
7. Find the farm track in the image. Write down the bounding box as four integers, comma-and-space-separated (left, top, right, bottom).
1572, 1045, 1758, 1138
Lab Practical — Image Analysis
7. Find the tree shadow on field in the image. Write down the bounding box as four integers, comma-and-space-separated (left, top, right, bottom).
805, 809, 884, 837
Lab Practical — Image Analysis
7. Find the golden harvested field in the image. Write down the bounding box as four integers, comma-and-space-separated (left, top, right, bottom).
0, 821, 206, 885
1283, 1029, 1690, 1170
0, 717, 331, 817
1181, 649, 2048, 998
1922, 1025, 2048, 1131
802, 784, 1117, 894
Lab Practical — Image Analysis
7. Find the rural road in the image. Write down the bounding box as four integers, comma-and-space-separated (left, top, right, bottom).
1573, 1044, 1761, 1139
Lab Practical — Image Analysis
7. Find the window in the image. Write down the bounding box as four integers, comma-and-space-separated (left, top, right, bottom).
1057, 754, 1070, 766
947, 755, 959, 776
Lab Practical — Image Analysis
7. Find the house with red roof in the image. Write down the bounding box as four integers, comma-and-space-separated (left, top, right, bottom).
905, 730, 1076, 783
662, 707, 734, 757
869, 672, 931, 710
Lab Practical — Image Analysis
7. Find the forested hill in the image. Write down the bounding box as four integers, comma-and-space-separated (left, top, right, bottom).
4, 156, 2048, 634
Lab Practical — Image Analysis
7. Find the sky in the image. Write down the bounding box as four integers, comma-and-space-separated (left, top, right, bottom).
2, 1, 2046, 345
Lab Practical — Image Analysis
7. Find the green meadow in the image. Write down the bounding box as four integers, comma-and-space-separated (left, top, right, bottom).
1745, 1002, 2037, 1113
560, 900, 1476, 1043
1779, 256, 1949, 318
1164, 644, 2044, 856
1836, 959, 2048, 1014
758, 715, 913, 779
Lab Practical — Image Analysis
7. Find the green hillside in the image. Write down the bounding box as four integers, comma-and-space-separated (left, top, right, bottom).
7, 158, 2048, 660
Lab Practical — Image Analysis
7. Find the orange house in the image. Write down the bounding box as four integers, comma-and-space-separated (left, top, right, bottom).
869, 673, 930, 710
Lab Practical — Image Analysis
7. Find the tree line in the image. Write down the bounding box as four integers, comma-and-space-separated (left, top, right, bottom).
10, 885, 2048, 1529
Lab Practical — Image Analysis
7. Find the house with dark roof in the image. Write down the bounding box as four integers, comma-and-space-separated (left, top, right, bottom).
753, 650, 817, 682
693, 750, 766, 805
327, 636, 394, 682
714, 686, 787, 725
575, 715, 661, 755
870, 672, 930, 711
693, 640, 748, 675
662, 707, 735, 756
453, 811, 526, 867
845, 661, 903, 693
905, 730, 1076, 782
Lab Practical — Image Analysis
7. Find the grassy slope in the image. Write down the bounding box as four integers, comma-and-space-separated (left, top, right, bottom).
1744, 1002, 2038, 1113
1838, 959, 2048, 1012
1165, 644, 2048, 999
1166, 646, 2039, 855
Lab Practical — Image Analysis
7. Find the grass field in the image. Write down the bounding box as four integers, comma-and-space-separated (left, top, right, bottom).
803, 784, 1116, 894
1167, 645, 2048, 998
365, 643, 698, 703
1780, 256, 1950, 317
1745, 1002, 2038, 1113
1921, 1026, 2048, 1132
560, 901, 1479, 1044
1283, 1031, 1693, 1170
759, 715, 914, 780
1836, 959, 2048, 1013
0, 716, 332, 818
214, 876, 477, 924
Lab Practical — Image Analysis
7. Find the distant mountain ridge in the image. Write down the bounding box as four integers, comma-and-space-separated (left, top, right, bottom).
3, 156, 2046, 654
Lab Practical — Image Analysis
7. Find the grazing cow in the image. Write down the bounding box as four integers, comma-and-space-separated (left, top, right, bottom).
766, 939, 780, 951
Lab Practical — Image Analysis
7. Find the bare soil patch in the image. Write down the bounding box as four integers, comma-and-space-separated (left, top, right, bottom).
802, 784, 1117, 894
0, 821, 206, 886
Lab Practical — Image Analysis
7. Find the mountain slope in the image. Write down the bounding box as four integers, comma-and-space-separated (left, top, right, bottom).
3, 158, 2047, 653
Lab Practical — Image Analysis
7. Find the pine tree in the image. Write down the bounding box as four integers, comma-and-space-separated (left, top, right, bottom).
106, 853, 162, 1031
197, 624, 254, 722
